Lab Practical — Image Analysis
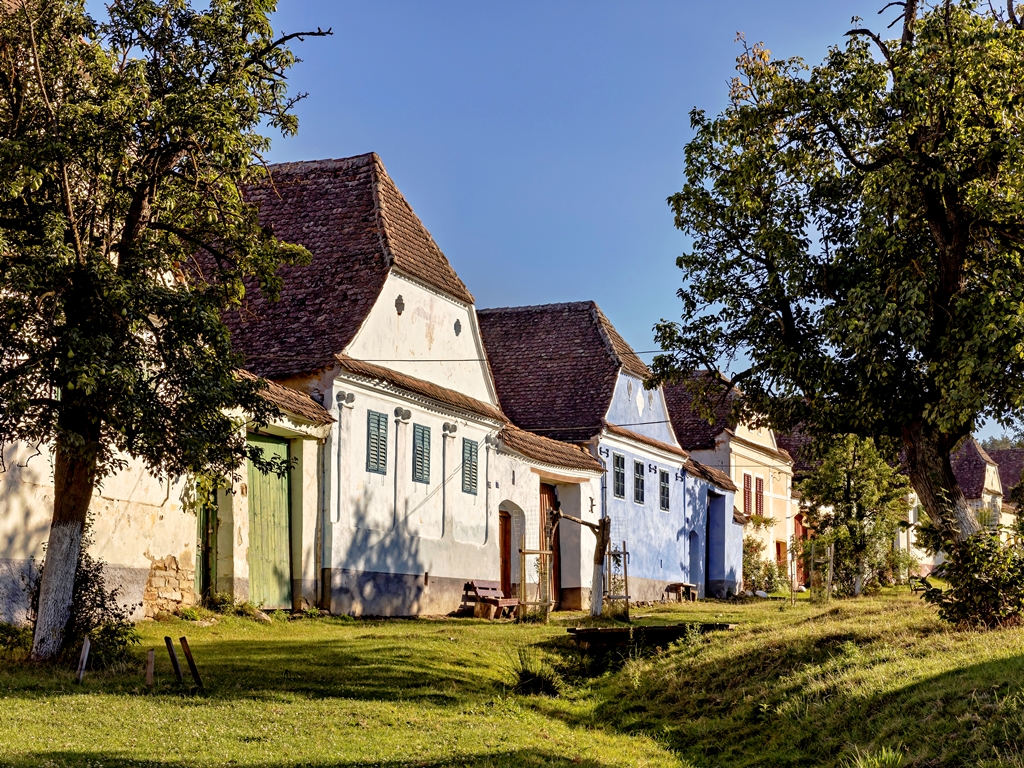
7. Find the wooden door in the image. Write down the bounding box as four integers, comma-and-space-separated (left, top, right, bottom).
540, 484, 561, 607
195, 484, 217, 600
247, 433, 292, 609
499, 511, 512, 597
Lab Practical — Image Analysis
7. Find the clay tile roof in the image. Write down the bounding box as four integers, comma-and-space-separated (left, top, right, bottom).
988, 449, 1024, 497
498, 425, 604, 473
603, 422, 689, 460
685, 458, 738, 492
775, 429, 815, 477
662, 374, 737, 451
223, 153, 472, 379
951, 438, 997, 500
236, 370, 334, 425
477, 301, 646, 443
336, 355, 505, 423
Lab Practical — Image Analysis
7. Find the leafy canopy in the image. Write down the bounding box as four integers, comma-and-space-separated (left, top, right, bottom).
0, 0, 328, 479
652, 2, 1024, 448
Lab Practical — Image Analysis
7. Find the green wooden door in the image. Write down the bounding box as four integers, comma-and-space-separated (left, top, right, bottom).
247, 433, 292, 609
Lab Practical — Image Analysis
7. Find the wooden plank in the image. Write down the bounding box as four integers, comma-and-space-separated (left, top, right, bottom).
75, 637, 90, 684
179, 636, 204, 689
247, 433, 292, 609
145, 648, 155, 687
165, 636, 183, 683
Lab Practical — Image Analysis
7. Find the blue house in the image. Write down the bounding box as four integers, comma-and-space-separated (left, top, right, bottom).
478, 302, 740, 604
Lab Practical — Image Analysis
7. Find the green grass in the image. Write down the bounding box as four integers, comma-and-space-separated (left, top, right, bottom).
4, 591, 1024, 766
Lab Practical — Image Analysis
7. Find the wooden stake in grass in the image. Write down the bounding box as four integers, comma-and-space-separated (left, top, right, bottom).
75, 636, 90, 684
164, 636, 183, 683
179, 636, 203, 689
145, 648, 155, 687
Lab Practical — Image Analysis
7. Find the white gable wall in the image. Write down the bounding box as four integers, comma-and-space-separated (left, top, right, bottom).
345, 271, 497, 404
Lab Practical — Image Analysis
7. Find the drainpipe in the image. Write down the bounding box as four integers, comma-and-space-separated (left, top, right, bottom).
394, 408, 411, 527
323, 390, 354, 609
442, 422, 458, 538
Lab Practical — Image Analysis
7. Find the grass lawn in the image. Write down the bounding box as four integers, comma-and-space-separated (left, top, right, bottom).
3, 590, 1024, 767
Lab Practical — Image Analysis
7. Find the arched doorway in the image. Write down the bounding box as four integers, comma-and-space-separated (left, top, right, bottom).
498, 501, 526, 599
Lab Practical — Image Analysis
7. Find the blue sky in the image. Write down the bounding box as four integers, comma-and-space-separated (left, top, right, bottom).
263, 1, 885, 355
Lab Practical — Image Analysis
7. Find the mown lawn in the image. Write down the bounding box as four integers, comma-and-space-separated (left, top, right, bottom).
3, 591, 1024, 767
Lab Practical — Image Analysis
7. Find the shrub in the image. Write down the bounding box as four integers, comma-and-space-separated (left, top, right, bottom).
921, 529, 1024, 628
205, 591, 235, 613
509, 645, 562, 696
0, 622, 32, 659
30, 525, 140, 668
177, 606, 203, 622
743, 536, 782, 592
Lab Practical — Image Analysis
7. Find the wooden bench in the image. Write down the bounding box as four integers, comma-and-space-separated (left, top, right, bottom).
664, 582, 698, 603
467, 580, 519, 619
909, 576, 929, 594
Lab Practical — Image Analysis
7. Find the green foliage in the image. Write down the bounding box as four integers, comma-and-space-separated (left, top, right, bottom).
743, 535, 782, 592
177, 606, 203, 622
980, 435, 1024, 452
30, 525, 140, 668
799, 436, 911, 596
0, 0, 328, 486
650, 2, 1024, 534
922, 530, 1024, 628
0, 622, 32, 659
508, 645, 562, 697
205, 591, 236, 614
842, 746, 906, 768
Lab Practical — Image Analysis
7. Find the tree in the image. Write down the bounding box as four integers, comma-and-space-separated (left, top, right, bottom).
652, 1, 1024, 543
0, 0, 329, 660
980, 435, 1024, 451
798, 436, 911, 595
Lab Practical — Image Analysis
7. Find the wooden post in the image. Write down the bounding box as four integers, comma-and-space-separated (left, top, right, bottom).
75, 636, 90, 684
826, 544, 835, 604
179, 636, 204, 689
164, 636, 183, 683
145, 648, 155, 687
590, 517, 610, 617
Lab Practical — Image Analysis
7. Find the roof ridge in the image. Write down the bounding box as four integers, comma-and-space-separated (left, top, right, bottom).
477, 300, 596, 315
589, 302, 652, 380
264, 153, 378, 174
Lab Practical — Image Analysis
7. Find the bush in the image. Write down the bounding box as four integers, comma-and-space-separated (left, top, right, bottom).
0, 622, 32, 659
509, 645, 562, 696
921, 529, 1024, 628
177, 606, 203, 622
30, 524, 140, 668
743, 536, 782, 592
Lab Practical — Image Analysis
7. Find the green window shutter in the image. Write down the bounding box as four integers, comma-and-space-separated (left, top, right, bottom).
412, 424, 431, 483
366, 411, 388, 474
462, 438, 478, 495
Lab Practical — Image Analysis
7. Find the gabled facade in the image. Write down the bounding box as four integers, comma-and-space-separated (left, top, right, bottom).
228, 154, 604, 615
478, 302, 740, 601
663, 378, 798, 584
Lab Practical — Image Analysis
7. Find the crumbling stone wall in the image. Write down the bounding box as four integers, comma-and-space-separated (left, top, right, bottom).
143, 554, 196, 617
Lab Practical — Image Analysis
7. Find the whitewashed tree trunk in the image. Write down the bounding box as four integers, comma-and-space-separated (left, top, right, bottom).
30, 521, 83, 659
590, 560, 604, 617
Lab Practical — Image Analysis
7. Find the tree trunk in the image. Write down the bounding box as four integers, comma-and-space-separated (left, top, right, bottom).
30, 431, 99, 661
902, 421, 981, 542
590, 518, 610, 617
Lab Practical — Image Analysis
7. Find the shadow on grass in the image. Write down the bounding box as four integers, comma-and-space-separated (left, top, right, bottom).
0, 749, 609, 768
0, 634, 501, 705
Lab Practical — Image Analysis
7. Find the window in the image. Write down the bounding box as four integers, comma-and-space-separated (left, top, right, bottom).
659, 470, 670, 511
633, 460, 645, 504
366, 411, 388, 474
755, 477, 764, 516
612, 453, 625, 498
743, 473, 752, 516
462, 438, 479, 495
412, 424, 430, 484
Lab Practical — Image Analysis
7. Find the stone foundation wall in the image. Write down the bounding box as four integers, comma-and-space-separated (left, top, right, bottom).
142, 555, 196, 618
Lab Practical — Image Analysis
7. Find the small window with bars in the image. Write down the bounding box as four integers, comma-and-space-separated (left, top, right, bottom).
462, 438, 479, 495
659, 470, 670, 511
366, 411, 388, 474
755, 476, 764, 517
412, 424, 430, 484
613, 453, 625, 498
743, 473, 752, 516
633, 460, 645, 504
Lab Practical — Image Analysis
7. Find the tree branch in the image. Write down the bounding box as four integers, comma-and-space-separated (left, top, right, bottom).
1009, 0, 1024, 28
846, 28, 895, 73
247, 28, 333, 65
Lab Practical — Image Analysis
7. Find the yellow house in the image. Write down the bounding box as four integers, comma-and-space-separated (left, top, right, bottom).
663, 379, 799, 584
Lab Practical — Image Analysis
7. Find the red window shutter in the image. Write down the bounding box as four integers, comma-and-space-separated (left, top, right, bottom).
744, 474, 752, 515
756, 477, 764, 516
